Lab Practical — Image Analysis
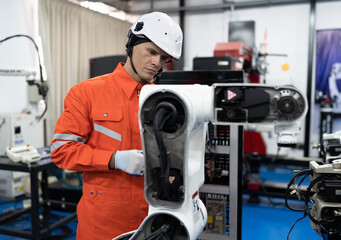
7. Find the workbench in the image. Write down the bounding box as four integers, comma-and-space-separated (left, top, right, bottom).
0, 150, 77, 239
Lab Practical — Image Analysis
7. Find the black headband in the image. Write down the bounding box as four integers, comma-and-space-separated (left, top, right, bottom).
133, 37, 151, 46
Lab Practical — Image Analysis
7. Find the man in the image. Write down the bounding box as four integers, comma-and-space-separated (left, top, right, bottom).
50, 12, 183, 240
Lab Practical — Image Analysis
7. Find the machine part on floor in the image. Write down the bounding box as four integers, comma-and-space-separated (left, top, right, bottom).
125, 83, 308, 240
286, 131, 341, 240
309, 160, 341, 240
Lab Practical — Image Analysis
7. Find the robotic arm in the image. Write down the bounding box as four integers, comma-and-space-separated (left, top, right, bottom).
117, 83, 307, 240
298, 131, 341, 240
286, 131, 341, 240
309, 159, 341, 240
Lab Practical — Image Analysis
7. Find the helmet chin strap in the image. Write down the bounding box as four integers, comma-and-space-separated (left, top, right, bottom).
129, 53, 139, 76
129, 51, 162, 84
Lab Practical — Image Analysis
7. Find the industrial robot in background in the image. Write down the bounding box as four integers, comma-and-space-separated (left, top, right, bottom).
287, 131, 341, 240
328, 62, 341, 106
115, 83, 307, 240
306, 132, 341, 240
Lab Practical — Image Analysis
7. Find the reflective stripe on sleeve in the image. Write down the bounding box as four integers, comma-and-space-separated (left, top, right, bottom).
50, 140, 71, 153
94, 123, 121, 142
50, 133, 86, 153
53, 133, 86, 143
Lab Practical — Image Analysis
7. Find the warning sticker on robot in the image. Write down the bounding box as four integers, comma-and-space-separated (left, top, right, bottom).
227, 90, 237, 100
169, 176, 175, 184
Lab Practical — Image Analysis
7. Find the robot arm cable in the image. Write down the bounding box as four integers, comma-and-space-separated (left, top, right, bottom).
296, 173, 311, 200
285, 169, 313, 212
153, 102, 178, 201
285, 169, 314, 240
0, 35, 43, 84
144, 224, 171, 240
144, 217, 178, 240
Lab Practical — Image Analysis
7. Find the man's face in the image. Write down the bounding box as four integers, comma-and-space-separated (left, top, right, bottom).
128, 42, 171, 84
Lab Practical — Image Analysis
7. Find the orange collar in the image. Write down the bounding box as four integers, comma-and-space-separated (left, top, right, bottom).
113, 63, 153, 99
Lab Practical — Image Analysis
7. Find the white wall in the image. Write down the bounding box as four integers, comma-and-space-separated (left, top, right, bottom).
316, 1, 341, 30
0, 0, 40, 114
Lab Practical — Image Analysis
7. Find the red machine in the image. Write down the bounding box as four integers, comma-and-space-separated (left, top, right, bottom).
214, 41, 260, 83
214, 41, 253, 62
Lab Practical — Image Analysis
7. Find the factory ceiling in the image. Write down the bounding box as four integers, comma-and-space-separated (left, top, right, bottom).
74, 0, 339, 14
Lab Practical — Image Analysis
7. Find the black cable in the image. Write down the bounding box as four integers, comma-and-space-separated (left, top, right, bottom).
285, 169, 313, 212
0, 34, 48, 121
144, 224, 171, 240
296, 173, 311, 201
154, 111, 171, 200
153, 102, 178, 201
0, 34, 43, 82
287, 214, 307, 240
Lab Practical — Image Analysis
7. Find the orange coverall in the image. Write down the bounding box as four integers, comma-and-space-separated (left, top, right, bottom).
50, 63, 149, 239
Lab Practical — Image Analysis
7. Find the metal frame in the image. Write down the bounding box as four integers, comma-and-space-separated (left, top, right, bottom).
304, 0, 316, 157
0, 156, 77, 240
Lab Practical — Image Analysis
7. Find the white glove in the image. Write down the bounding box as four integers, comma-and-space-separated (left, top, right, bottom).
115, 150, 144, 176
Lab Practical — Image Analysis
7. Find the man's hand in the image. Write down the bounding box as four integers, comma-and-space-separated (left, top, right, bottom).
113, 150, 144, 176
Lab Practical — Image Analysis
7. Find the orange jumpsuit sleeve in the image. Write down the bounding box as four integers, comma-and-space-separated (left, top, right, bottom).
50, 85, 113, 172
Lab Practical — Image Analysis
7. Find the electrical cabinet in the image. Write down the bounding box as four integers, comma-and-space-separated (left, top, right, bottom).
198, 124, 243, 240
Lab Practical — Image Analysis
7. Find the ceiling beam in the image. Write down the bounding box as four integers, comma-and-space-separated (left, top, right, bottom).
124, 0, 339, 14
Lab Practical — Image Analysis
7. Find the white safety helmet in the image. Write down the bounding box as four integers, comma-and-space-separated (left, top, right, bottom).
128, 12, 183, 60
